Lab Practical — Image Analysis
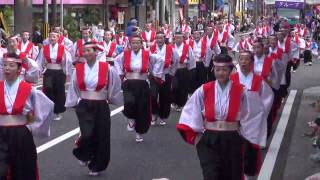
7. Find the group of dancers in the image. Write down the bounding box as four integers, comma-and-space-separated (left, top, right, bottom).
0, 17, 304, 179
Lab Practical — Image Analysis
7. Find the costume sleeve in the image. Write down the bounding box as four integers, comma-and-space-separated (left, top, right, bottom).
239, 91, 267, 147
65, 70, 80, 108
27, 88, 54, 138
227, 33, 235, 49
107, 66, 123, 106
114, 52, 124, 76
36, 48, 45, 73
24, 57, 40, 83
187, 47, 196, 70
259, 81, 274, 123
32, 46, 40, 60
177, 87, 205, 145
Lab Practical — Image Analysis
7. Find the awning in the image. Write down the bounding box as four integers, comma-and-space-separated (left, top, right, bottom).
306, 0, 320, 5
265, 0, 275, 5
2, 0, 103, 5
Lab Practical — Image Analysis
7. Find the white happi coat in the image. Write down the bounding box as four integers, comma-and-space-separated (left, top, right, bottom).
0, 77, 54, 137
178, 80, 267, 147
65, 59, 123, 107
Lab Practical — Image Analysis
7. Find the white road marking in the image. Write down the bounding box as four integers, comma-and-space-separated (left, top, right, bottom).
257, 90, 297, 180
36, 106, 124, 154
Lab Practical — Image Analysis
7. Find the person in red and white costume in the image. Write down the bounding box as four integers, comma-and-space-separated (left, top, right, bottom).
171, 32, 195, 111
0, 36, 40, 83
231, 51, 273, 180
233, 34, 254, 52
37, 32, 73, 121
18, 31, 39, 60
43, 26, 73, 52
115, 29, 129, 49
161, 23, 172, 43
65, 42, 122, 176
276, 24, 299, 99
0, 54, 54, 180
190, 29, 218, 92
216, 21, 235, 54
268, 35, 286, 128
114, 35, 164, 142
141, 22, 156, 49
303, 36, 313, 66
72, 28, 96, 63
254, 22, 264, 38
101, 30, 118, 64
180, 19, 191, 34
202, 25, 221, 81
176, 54, 266, 180
262, 20, 272, 37
149, 31, 177, 126
253, 39, 283, 137
291, 31, 304, 72
298, 23, 309, 39
183, 31, 194, 48
223, 19, 235, 35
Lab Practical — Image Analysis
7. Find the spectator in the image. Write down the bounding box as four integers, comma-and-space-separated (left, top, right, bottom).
32, 26, 43, 46
126, 18, 139, 37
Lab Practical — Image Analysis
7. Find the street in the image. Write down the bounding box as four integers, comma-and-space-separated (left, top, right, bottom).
32, 59, 320, 180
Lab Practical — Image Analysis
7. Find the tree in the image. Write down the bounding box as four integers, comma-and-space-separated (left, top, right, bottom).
82, 7, 103, 26
0, 6, 13, 33
63, 14, 80, 41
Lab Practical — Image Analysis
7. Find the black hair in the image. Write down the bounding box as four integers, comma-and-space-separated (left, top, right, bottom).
83, 42, 97, 51
156, 31, 165, 35
239, 50, 254, 62
213, 54, 234, 70
254, 38, 264, 47
5, 53, 22, 68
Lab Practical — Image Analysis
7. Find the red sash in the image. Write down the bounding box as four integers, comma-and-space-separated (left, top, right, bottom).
150, 43, 157, 53
76, 62, 109, 91
116, 35, 126, 46
0, 81, 32, 115
164, 45, 173, 68
43, 44, 64, 63
306, 41, 312, 49
284, 36, 291, 54
200, 38, 207, 58
76, 39, 84, 57
188, 39, 194, 49
203, 81, 243, 122
141, 31, 156, 42
295, 35, 299, 45
230, 72, 262, 92
260, 56, 273, 80
179, 44, 189, 64
256, 27, 263, 35
123, 50, 149, 73
271, 48, 283, 60
220, 31, 228, 44
225, 23, 230, 32
210, 32, 219, 49
106, 42, 117, 57
58, 36, 65, 44
18, 41, 34, 56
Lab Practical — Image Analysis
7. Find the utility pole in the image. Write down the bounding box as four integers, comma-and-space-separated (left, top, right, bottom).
60, 0, 64, 29
14, 0, 33, 33
43, 0, 49, 38
51, 0, 57, 26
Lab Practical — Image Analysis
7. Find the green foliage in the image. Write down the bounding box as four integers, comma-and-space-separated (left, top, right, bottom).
82, 6, 103, 26
0, 5, 13, 33
63, 14, 81, 41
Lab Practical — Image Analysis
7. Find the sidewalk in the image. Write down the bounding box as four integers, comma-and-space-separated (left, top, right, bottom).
282, 86, 320, 180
